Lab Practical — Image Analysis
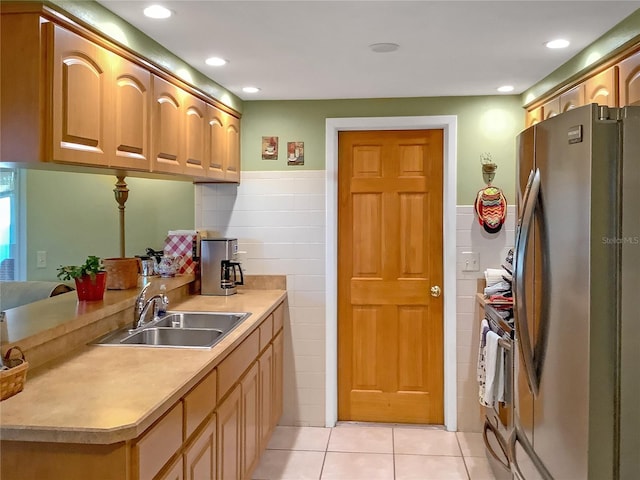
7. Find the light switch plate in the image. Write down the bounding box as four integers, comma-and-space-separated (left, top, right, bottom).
36, 250, 47, 268
461, 251, 479, 272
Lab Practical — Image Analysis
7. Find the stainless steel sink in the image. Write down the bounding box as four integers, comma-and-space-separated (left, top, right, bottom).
154, 311, 249, 331
121, 327, 224, 347
91, 311, 251, 349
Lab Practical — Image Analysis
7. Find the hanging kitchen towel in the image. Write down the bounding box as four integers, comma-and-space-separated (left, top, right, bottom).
475, 186, 507, 234
477, 319, 490, 405
163, 230, 199, 275
482, 330, 502, 407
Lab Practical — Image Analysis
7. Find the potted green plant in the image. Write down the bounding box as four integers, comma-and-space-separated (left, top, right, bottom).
56, 255, 107, 301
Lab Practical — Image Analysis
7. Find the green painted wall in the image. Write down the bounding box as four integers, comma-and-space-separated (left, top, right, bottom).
240, 96, 524, 205
25, 170, 194, 281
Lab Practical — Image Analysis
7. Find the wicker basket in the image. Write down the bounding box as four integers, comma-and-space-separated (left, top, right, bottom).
1, 346, 29, 401
103, 257, 139, 290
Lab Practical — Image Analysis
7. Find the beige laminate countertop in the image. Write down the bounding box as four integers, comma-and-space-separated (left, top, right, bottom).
0, 289, 287, 445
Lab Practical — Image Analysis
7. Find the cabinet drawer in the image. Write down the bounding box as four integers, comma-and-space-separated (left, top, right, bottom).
184, 370, 217, 439
217, 329, 259, 401
273, 303, 284, 334
134, 402, 183, 480
259, 314, 274, 351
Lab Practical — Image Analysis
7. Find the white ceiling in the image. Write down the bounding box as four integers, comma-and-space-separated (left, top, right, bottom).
96, 1, 640, 101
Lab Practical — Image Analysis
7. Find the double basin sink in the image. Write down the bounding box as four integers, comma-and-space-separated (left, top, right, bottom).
92, 311, 251, 349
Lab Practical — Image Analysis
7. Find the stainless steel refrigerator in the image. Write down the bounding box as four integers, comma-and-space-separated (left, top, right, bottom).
512, 104, 640, 479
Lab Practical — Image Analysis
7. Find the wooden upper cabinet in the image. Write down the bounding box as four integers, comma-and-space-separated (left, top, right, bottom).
559, 84, 584, 112
542, 97, 560, 119
225, 114, 241, 182
204, 105, 241, 183
584, 66, 618, 107
52, 25, 113, 166
110, 57, 151, 170
526, 106, 542, 127
151, 75, 184, 174
619, 50, 640, 106
184, 93, 208, 178
206, 105, 225, 180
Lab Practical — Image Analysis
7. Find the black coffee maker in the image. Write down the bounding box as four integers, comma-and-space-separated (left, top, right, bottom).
201, 238, 244, 295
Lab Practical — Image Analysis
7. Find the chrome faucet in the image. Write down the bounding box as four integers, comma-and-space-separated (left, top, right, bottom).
134, 294, 169, 329
133, 283, 151, 327
132, 284, 169, 330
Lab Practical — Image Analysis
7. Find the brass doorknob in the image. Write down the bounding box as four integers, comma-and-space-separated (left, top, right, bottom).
430, 285, 442, 297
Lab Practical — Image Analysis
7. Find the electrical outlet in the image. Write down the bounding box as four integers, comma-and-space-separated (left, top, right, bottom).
36, 250, 47, 268
461, 251, 480, 272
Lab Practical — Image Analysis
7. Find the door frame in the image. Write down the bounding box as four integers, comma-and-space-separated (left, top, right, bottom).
325, 115, 457, 431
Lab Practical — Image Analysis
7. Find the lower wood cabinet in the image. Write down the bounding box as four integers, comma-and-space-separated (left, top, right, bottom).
0, 301, 286, 480
217, 384, 243, 480
242, 363, 261, 478
259, 344, 274, 450
272, 331, 284, 426
159, 457, 184, 480
184, 414, 216, 480
134, 402, 184, 480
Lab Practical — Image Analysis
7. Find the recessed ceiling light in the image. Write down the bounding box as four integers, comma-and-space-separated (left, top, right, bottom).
242, 86, 260, 94
545, 39, 570, 49
143, 5, 172, 19
497, 85, 514, 93
205, 57, 227, 67
369, 43, 400, 53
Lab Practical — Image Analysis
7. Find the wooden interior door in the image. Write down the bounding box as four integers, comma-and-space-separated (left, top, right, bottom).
338, 129, 444, 424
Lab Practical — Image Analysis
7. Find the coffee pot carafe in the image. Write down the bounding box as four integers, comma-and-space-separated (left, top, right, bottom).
221, 260, 244, 290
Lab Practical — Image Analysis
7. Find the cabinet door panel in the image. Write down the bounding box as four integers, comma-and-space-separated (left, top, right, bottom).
259, 345, 274, 450
134, 402, 183, 480
559, 84, 584, 112
52, 26, 112, 165
584, 66, 618, 107
225, 114, 241, 182
272, 331, 284, 429
152, 75, 184, 174
111, 58, 150, 169
185, 414, 216, 480
217, 385, 242, 480
242, 363, 260, 478
158, 457, 184, 480
184, 370, 217, 440
206, 105, 225, 180
184, 94, 207, 177
619, 51, 640, 106
526, 107, 542, 127
542, 97, 560, 119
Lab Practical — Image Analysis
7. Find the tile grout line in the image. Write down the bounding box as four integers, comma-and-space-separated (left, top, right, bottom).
392, 427, 397, 480
455, 432, 473, 480
318, 426, 333, 480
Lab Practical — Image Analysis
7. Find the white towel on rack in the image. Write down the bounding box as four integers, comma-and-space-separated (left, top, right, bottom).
477, 319, 490, 404
497, 344, 505, 403
485, 268, 512, 286
482, 331, 502, 406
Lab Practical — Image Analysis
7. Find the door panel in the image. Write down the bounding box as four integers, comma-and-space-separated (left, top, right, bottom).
338, 129, 443, 424
111, 58, 150, 169
52, 26, 112, 165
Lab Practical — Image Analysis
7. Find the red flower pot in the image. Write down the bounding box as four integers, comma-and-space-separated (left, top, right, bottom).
74, 272, 107, 301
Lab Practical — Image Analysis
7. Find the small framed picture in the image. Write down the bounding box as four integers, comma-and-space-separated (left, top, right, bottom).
287, 141, 304, 165
262, 136, 278, 160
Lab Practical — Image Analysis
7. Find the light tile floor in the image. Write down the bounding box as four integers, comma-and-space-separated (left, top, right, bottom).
253, 424, 497, 480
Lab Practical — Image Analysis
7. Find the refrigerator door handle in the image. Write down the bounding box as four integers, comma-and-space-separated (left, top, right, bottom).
508, 424, 554, 480
483, 420, 511, 472
514, 168, 541, 395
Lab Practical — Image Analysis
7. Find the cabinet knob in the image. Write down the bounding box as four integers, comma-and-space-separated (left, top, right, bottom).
430, 285, 442, 297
